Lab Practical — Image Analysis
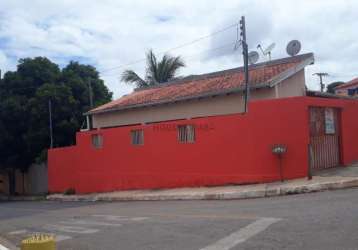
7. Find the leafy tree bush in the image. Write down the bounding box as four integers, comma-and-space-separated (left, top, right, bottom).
326, 81, 345, 94
0, 57, 112, 179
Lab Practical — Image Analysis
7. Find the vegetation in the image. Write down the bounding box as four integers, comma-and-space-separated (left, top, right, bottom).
121, 49, 185, 88
63, 187, 76, 195
326, 81, 344, 94
0, 57, 112, 175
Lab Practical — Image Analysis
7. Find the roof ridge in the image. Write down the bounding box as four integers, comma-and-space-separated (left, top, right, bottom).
335, 77, 358, 89
133, 53, 314, 92
87, 52, 314, 115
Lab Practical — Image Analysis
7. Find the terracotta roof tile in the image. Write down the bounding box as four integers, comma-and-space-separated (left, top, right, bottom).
90, 53, 313, 114
335, 77, 358, 90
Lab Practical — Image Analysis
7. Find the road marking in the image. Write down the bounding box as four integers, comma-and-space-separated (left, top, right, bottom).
8, 229, 28, 235
92, 215, 149, 221
142, 212, 259, 220
44, 225, 99, 234
200, 217, 281, 250
4, 214, 149, 246
0, 244, 9, 250
60, 220, 122, 227
54, 235, 72, 242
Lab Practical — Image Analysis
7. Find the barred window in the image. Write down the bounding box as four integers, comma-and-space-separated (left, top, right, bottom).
131, 129, 144, 145
91, 134, 103, 149
177, 125, 195, 143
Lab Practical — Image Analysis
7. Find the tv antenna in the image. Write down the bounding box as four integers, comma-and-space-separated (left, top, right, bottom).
248, 51, 259, 64
257, 43, 275, 61
286, 40, 301, 56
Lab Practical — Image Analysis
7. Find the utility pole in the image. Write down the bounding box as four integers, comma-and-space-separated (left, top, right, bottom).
87, 78, 94, 130
48, 99, 53, 148
313, 72, 329, 92
240, 16, 250, 113
88, 78, 94, 108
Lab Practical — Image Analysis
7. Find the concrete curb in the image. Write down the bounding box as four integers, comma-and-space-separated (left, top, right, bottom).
0, 196, 46, 202
46, 178, 358, 202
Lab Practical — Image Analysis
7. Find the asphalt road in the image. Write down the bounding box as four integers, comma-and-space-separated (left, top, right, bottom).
0, 188, 357, 250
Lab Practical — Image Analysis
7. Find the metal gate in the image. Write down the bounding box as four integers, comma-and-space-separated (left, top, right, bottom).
309, 107, 341, 170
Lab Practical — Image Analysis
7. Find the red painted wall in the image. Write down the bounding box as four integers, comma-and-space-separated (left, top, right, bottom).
48, 97, 358, 194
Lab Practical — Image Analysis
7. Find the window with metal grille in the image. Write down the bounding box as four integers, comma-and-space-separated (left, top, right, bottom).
131, 129, 144, 145
177, 125, 195, 143
91, 134, 103, 149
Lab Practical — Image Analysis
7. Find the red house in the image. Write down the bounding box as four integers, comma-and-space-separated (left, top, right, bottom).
335, 78, 358, 97
48, 53, 358, 194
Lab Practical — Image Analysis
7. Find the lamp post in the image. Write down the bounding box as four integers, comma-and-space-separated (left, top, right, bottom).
272, 144, 287, 182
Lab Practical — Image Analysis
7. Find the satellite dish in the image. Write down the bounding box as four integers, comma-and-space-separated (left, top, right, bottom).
248, 51, 259, 64
257, 43, 275, 60
286, 40, 301, 56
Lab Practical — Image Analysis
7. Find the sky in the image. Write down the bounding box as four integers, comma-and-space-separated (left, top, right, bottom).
0, 0, 357, 99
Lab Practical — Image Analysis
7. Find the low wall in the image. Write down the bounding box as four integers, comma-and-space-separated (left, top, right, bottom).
0, 172, 8, 194
48, 146, 77, 193
48, 97, 358, 194
26, 163, 48, 195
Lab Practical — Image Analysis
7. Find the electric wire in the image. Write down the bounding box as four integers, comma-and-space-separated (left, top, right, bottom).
99, 22, 238, 74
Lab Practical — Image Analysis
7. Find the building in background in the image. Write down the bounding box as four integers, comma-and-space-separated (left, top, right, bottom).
334, 78, 358, 97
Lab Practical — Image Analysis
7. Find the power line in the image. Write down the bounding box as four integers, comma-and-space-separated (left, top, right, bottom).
182, 41, 237, 61
100, 41, 239, 77
328, 73, 357, 78
99, 22, 238, 74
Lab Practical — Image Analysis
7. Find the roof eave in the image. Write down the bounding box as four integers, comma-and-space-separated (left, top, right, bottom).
86, 53, 315, 116
84, 83, 269, 116
306, 90, 358, 100
268, 53, 314, 88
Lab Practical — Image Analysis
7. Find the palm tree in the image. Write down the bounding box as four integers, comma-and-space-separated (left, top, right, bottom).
121, 49, 185, 88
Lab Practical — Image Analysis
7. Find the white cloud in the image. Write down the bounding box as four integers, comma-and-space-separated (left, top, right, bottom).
0, 0, 357, 97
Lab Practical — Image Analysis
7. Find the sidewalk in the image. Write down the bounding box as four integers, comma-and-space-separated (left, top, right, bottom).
47, 164, 358, 202
0, 195, 45, 202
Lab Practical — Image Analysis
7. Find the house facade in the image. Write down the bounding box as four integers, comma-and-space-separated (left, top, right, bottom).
334, 78, 358, 97
87, 53, 313, 128
48, 53, 358, 194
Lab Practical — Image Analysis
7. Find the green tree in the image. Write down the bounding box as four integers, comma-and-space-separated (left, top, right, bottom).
121, 49, 185, 88
326, 81, 344, 94
61, 61, 112, 129
0, 57, 112, 193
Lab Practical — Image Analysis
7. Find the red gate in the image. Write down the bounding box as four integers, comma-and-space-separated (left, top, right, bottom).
309, 107, 341, 170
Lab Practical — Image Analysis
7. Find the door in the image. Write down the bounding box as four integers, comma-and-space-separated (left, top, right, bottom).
309, 107, 341, 170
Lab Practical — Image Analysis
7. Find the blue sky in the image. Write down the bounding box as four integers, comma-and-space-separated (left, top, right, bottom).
0, 0, 357, 98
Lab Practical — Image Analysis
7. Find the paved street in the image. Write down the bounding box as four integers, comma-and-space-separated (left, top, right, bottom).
0, 188, 358, 250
